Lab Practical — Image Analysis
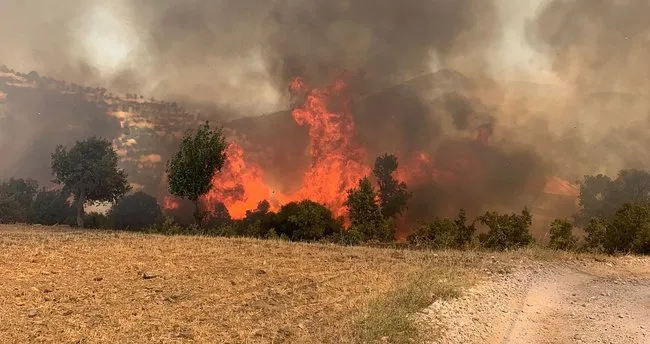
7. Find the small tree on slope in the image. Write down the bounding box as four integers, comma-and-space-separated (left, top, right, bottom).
167, 121, 228, 227
373, 153, 412, 219
346, 177, 394, 242
51, 137, 131, 228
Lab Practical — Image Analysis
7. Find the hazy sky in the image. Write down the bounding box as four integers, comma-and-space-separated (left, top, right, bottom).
0, 0, 556, 113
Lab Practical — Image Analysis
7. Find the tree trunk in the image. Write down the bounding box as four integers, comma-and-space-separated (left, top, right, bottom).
193, 199, 202, 229
76, 191, 86, 228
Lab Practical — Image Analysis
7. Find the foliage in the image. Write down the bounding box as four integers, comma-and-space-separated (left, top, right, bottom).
84, 212, 110, 229
0, 198, 25, 224
576, 169, 650, 226
0, 178, 39, 208
373, 154, 412, 219
146, 216, 184, 235
271, 200, 343, 241
29, 188, 75, 225
477, 209, 534, 251
166, 121, 228, 226
328, 228, 365, 246
582, 217, 608, 253
548, 219, 577, 251
51, 137, 131, 227
108, 191, 162, 230
346, 177, 395, 242
631, 223, 650, 254
235, 200, 275, 238
604, 203, 650, 254
407, 209, 476, 250
204, 201, 232, 229
0, 178, 39, 223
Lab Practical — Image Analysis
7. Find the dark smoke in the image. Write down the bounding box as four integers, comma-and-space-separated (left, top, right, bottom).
0, 0, 498, 110
528, 0, 650, 93
520, 0, 650, 177
1, 0, 600, 230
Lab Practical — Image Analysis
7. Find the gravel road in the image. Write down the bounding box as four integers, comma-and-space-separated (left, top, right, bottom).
422, 255, 650, 344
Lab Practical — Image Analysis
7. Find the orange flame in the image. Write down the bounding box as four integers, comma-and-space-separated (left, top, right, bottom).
202, 143, 278, 218
163, 196, 180, 210
200, 75, 370, 220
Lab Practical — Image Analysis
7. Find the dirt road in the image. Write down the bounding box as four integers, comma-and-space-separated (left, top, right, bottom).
424, 256, 650, 344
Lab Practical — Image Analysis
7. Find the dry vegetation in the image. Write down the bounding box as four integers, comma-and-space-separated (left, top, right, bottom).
0, 224, 497, 343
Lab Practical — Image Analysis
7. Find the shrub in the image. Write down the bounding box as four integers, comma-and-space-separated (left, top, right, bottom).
327, 228, 365, 246
30, 189, 75, 225
582, 217, 608, 253
346, 177, 395, 242
84, 212, 109, 229
548, 219, 577, 251
604, 203, 650, 254
272, 200, 343, 241
407, 209, 477, 250
0, 198, 25, 224
631, 223, 650, 254
0, 178, 39, 223
146, 216, 184, 235
236, 200, 275, 238
108, 191, 162, 230
407, 218, 457, 249
477, 209, 534, 251
204, 201, 232, 229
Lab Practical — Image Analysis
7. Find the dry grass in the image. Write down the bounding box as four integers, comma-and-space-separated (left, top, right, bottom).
0, 225, 491, 343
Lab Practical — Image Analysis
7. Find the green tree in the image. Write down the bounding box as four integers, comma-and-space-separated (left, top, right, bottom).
576, 169, 650, 226
346, 177, 394, 242
583, 217, 608, 252
548, 219, 577, 251
108, 191, 162, 230
575, 174, 613, 225
478, 209, 534, 251
454, 209, 476, 248
373, 154, 412, 219
167, 121, 228, 227
605, 203, 650, 254
51, 137, 131, 228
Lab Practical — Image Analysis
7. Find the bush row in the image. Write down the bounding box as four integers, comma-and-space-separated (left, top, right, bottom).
2, 177, 649, 254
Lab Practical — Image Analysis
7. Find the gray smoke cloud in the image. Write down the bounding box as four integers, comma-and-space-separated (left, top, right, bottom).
518, 0, 650, 177
0, 0, 498, 114
3, 0, 650, 232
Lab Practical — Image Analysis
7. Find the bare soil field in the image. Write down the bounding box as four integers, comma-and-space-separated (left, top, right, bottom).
0, 225, 647, 344
0, 225, 482, 343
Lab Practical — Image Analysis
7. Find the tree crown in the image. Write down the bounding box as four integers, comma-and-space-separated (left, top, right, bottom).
167, 121, 228, 202
51, 137, 130, 203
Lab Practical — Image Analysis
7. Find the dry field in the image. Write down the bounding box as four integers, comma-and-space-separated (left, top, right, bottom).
0, 224, 492, 344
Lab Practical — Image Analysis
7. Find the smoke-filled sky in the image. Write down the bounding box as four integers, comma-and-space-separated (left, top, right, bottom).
0, 0, 555, 114
2, 0, 650, 214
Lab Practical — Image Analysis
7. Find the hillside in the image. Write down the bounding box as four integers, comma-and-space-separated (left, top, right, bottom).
0, 64, 583, 234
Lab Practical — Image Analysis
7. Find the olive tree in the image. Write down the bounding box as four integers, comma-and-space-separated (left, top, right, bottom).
51, 137, 131, 227
167, 121, 228, 226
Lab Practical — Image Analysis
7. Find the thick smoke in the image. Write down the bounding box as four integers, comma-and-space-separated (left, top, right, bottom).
519, 0, 650, 177
0, 0, 497, 113
7, 0, 649, 231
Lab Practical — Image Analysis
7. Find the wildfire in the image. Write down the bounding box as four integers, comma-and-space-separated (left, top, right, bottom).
164, 73, 578, 227
288, 76, 370, 217
163, 196, 180, 210
202, 142, 277, 218
199, 74, 369, 220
